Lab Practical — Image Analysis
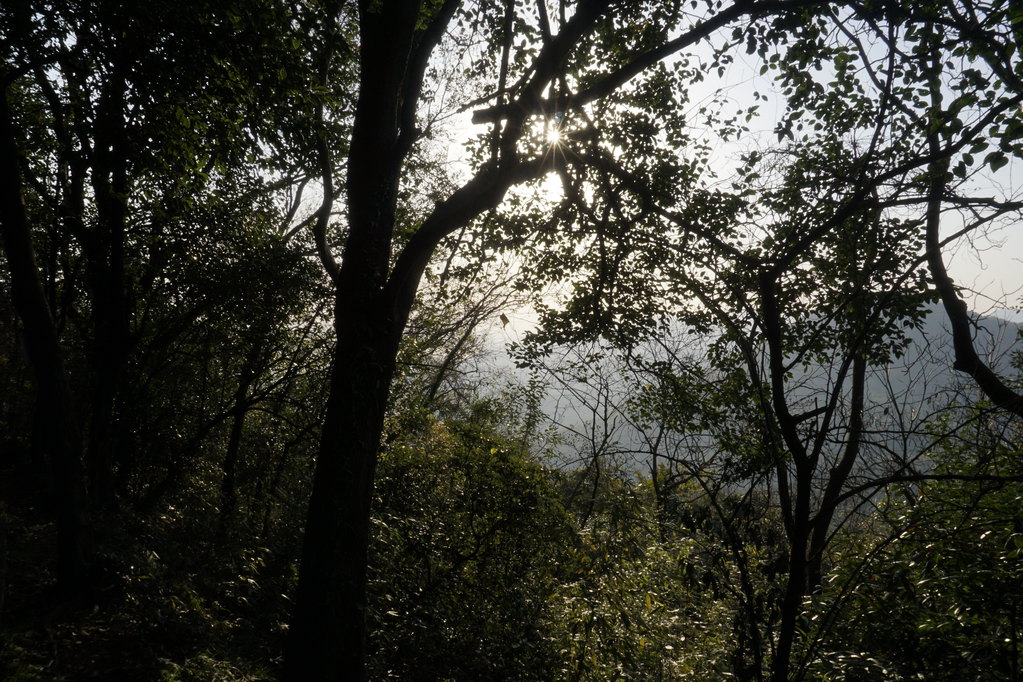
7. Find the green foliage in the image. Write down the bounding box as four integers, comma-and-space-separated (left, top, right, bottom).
546, 475, 737, 681
158, 654, 268, 682
814, 415, 1023, 680
369, 405, 575, 680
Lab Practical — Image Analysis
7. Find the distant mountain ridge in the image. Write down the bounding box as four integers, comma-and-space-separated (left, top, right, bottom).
879, 303, 1022, 407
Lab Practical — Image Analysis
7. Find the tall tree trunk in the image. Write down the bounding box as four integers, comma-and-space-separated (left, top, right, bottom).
217, 344, 261, 539
0, 79, 91, 598
282, 0, 571, 675
760, 272, 812, 682
282, 300, 399, 682
85, 74, 132, 509
283, 3, 422, 676
86, 332, 125, 508
771, 468, 811, 682
0, 501, 7, 623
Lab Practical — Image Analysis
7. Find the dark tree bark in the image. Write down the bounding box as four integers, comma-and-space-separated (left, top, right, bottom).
0, 77, 91, 598
0, 502, 7, 623
771, 469, 811, 682
282, 2, 437, 676
282, 306, 401, 681
759, 270, 807, 682
217, 342, 262, 539
924, 138, 1023, 419
83, 72, 132, 510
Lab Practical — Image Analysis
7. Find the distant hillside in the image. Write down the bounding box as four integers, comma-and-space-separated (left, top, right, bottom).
532, 303, 1022, 470
874, 303, 1022, 410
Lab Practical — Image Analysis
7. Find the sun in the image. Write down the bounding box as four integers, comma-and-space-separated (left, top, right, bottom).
535, 116, 568, 202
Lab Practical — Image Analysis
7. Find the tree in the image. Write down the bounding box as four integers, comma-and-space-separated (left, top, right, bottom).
281, 1, 831, 679
0, 0, 323, 596
0, 63, 89, 597
503, 2, 1023, 678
